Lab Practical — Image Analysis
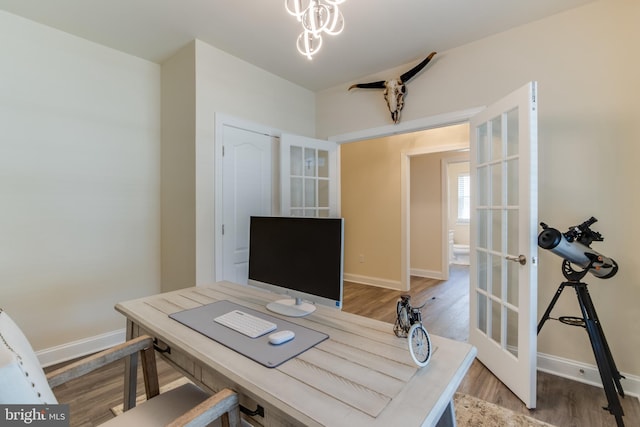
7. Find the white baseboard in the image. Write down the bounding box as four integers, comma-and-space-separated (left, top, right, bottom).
538, 351, 640, 398
343, 273, 402, 290
410, 268, 447, 280
37, 329, 126, 368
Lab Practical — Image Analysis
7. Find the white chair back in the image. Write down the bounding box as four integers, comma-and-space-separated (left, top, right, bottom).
0, 309, 58, 404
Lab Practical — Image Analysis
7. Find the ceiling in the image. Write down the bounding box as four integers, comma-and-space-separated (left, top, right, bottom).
0, 0, 596, 91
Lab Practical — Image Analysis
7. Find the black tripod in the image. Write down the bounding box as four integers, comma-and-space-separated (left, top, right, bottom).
537, 260, 625, 427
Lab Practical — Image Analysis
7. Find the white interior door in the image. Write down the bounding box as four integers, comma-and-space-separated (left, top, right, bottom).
469, 82, 538, 408
222, 125, 273, 284
280, 133, 338, 217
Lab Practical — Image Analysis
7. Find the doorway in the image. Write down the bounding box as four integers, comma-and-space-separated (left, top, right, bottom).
337, 121, 474, 292
338, 122, 473, 343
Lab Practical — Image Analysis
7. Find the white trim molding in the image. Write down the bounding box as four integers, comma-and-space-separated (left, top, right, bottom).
37, 329, 125, 368
343, 273, 402, 290
410, 268, 447, 280
538, 351, 640, 398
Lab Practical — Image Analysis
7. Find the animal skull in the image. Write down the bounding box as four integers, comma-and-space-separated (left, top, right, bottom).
348, 52, 436, 124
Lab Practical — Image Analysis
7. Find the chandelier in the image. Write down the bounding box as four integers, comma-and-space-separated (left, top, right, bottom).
285, 0, 346, 60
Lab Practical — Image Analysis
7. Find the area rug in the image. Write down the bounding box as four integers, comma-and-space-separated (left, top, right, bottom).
112, 378, 556, 426
454, 393, 556, 427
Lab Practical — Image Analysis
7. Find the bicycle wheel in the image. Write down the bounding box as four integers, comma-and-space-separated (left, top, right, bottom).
408, 323, 432, 367
394, 304, 411, 337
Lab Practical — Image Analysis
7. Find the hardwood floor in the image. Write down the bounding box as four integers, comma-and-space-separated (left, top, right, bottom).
345, 265, 640, 427
47, 266, 639, 426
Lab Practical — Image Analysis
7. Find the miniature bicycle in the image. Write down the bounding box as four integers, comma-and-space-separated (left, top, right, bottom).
394, 294, 433, 367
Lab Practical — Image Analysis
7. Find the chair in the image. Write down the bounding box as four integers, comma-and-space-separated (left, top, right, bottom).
0, 309, 240, 426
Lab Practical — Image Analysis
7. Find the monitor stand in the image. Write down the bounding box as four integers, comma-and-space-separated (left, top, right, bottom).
267, 297, 316, 317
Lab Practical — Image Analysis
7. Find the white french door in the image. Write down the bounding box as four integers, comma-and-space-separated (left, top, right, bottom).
469, 82, 538, 408
280, 133, 338, 217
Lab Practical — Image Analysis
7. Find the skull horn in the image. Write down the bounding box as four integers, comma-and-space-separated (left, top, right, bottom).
400, 51, 436, 83
348, 80, 385, 90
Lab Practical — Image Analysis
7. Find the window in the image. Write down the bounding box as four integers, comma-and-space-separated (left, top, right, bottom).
457, 173, 470, 223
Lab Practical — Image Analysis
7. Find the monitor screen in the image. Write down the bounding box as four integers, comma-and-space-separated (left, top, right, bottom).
248, 216, 344, 317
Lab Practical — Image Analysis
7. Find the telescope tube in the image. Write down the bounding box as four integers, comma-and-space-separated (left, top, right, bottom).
538, 227, 618, 279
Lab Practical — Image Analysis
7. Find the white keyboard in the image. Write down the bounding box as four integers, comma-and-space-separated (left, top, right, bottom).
214, 310, 277, 338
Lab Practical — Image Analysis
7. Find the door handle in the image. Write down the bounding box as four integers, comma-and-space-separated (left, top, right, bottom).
505, 254, 527, 265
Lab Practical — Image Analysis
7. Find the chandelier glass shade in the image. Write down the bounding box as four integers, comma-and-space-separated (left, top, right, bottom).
285, 0, 345, 59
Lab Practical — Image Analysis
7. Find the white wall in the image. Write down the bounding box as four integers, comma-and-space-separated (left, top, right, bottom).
0, 11, 161, 354
194, 40, 316, 287
160, 40, 316, 291
319, 0, 640, 378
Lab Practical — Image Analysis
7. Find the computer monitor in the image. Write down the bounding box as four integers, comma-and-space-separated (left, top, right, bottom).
247, 216, 344, 317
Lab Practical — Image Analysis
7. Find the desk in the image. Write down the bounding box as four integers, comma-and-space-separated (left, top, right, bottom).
115, 281, 476, 427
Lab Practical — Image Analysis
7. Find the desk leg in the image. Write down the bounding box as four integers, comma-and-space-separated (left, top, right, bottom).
123, 319, 138, 411
435, 400, 457, 427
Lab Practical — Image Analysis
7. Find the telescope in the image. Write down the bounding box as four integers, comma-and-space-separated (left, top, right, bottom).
538, 216, 618, 279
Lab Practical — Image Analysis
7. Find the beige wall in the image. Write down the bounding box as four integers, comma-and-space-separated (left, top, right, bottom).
161, 42, 197, 292
410, 151, 470, 276
340, 125, 469, 288
325, 0, 640, 377
0, 11, 161, 352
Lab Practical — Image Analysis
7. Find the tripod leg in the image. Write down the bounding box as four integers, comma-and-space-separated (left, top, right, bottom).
578, 285, 625, 397
537, 282, 566, 334
585, 291, 625, 397
575, 285, 625, 427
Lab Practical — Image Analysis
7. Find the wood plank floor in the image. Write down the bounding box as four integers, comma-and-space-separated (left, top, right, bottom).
47, 266, 639, 426
342, 265, 640, 427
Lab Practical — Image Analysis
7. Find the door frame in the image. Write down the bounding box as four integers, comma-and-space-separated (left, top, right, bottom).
330, 107, 484, 290
400, 145, 469, 288
442, 155, 472, 271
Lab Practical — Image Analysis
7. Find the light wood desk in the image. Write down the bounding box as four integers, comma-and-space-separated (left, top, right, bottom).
115, 281, 476, 427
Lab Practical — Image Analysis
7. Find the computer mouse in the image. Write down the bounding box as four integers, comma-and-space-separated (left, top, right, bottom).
268, 330, 295, 345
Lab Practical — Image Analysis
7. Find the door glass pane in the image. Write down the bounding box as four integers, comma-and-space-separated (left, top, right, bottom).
304, 148, 316, 177
507, 209, 519, 255
477, 166, 489, 206
318, 179, 329, 207
318, 150, 329, 178
317, 209, 330, 217
507, 308, 519, 357
491, 163, 502, 206
507, 158, 519, 206
305, 209, 316, 217
491, 210, 502, 252
304, 178, 316, 207
291, 209, 303, 217
506, 107, 519, 157
491, 116, 503, 161
491, 300, 502, 344
290, 146, 303, 176
477, 123, 489, 163
477, 210, 488, 248
507, 260, 519, 306
491, 254, 502, 299
477, 251, 488, 291
291, 177, 303, 207
477, 292, 487, 334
